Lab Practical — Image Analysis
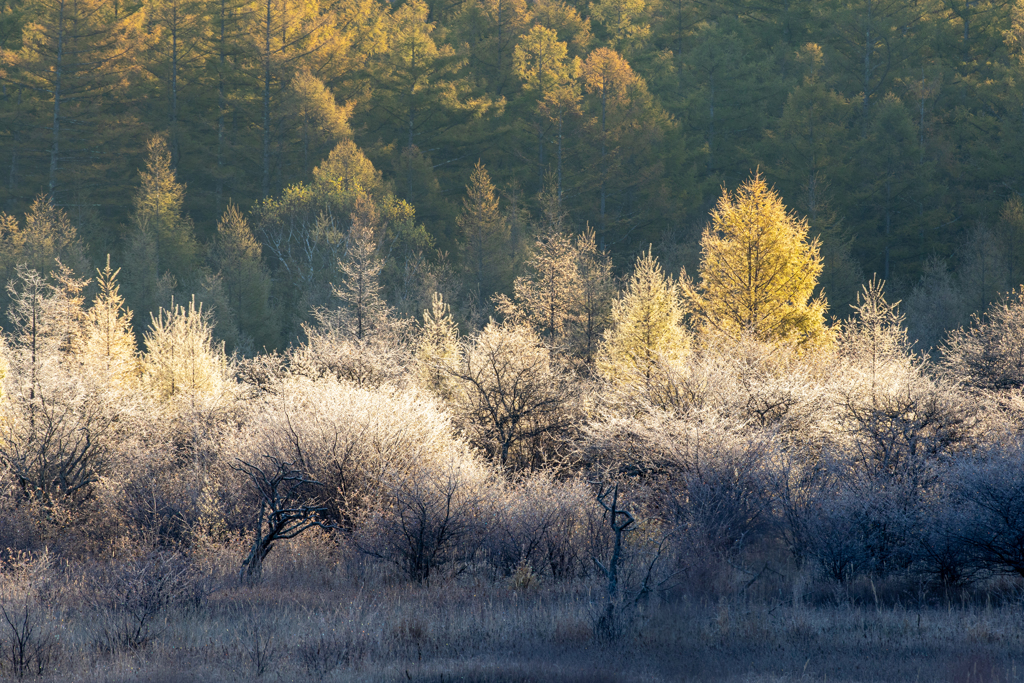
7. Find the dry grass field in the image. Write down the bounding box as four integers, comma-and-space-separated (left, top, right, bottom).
2, 536, 1023, 683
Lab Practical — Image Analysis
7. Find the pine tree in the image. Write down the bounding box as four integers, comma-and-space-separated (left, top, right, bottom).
597, 248, 688, 383
684, 173, 831, 348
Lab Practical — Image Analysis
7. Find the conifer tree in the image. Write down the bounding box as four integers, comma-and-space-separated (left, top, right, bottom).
573, 226, 615, 365
416, 291, 459, 395
213, 203, 272, 349
1, 0, 143, 201
83, 256, 137, 384
142, 295, 229, 402
129, 136, 201, 283
684, 173, 830, 348
0, 195, 87, 280
598, 248, 688, 383
457, 162, 509, 314
144, 0, 209, 164
513, 26, 581, 193
333, 195, 387, 341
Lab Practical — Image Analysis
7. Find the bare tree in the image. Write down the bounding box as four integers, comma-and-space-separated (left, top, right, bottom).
233, 456, 333, 582
442, 322, 576, 471
593, 484, 635, 639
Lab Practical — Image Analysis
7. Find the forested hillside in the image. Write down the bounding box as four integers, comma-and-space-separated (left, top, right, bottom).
3, 0, 1024, 349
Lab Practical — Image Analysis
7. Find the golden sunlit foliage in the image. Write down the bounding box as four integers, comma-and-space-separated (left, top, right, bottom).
685, 174, 831, 349
598, 249, 688, 384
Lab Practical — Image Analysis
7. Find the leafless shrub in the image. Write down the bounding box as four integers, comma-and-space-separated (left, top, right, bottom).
839, 374, 976, 482
290, 315, 413, 388
0, 363, 127, 514
297, 623, 367, 680
952, 448, 1024, 578
440, 322, 578, 471
912, 481, 981, 588
236, 612, 278, 678
586, 411, 776, 553
233, 455, 333, 582
487, 474, 598, 580
89, 552, 206, 652
798, 465, 919, 583
0, 603, 58, 679
353, 455, 492, 582
245, 377, 470, 529
941, 286, 1024, 393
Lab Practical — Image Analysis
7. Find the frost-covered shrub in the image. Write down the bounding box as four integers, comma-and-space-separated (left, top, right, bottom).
951, 447, 1024, 578
485, 474, 600, 579
240, 376, 496, 580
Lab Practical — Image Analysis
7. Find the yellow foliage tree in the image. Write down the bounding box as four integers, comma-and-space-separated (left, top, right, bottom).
597, 249, 688, 383
416, 292, 460, 396
83, 256, 137, 385
142, 296, 230, 404
684, 173, 831, 348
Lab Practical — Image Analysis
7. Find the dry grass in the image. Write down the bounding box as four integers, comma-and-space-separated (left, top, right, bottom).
2, 540, 1023, 682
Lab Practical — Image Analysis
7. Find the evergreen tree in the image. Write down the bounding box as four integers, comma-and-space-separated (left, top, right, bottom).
457, 162, 509, 317
213, 203, 272, 350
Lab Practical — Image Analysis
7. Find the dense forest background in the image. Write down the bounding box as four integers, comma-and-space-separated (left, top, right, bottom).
3, 0, 1024, 350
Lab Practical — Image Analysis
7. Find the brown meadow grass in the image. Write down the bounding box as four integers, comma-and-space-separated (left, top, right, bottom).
2, 535, 1023, 683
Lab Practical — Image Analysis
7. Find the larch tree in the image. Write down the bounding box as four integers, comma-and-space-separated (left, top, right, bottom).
580, 47, 635, 233
597, 248, 688, 384
0, 195, 87, 283
496, 220, 613, 365
144, 0, 209, 165
0, 0, 143, 201
684, 173, 831, 348
142, 295, 230, 403
287, 67, 354, 179
83, 256, 137, 384
416, 291, 460, 396
513, 25, 580, 191
332, 195, 387, 341
129, 136, 201, 282
455, 0, 530, 97
242, 0, 336, 198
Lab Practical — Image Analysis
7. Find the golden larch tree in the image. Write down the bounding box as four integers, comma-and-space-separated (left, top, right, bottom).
598, 249, 688, 383
685, 173, 831, 348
